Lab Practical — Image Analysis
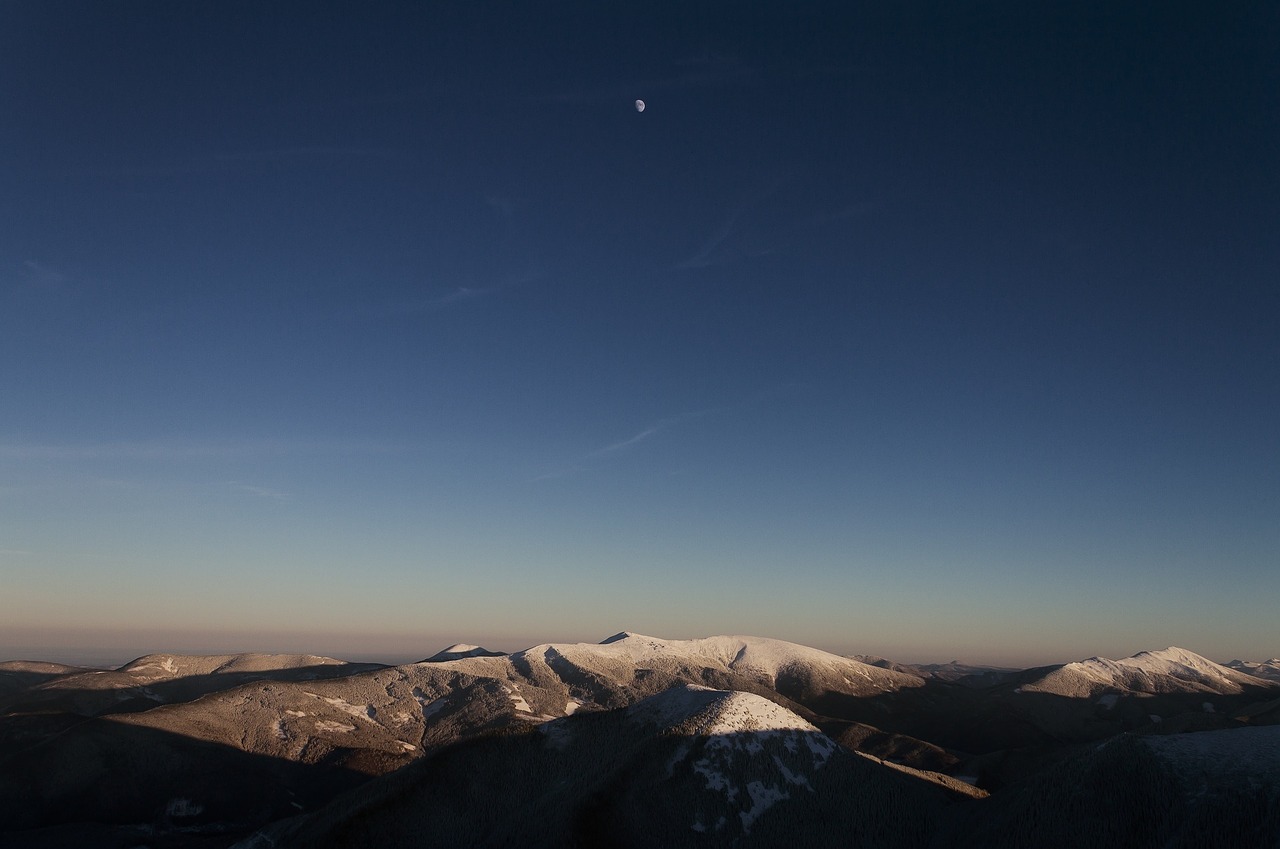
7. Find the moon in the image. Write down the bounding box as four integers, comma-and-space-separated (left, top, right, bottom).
635, 99, 645, 113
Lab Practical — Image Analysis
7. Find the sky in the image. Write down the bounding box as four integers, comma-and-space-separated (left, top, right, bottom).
2, 2, 1277, 667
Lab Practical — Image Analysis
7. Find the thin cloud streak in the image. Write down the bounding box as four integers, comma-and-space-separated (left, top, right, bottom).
362, 270, 542, 318
589, 409, 712, 458
676, 209, 742, 269
592, 426, 662, 456
530, 409, 713, 482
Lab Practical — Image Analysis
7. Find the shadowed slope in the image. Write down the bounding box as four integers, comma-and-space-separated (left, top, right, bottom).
258, 685, 975, 849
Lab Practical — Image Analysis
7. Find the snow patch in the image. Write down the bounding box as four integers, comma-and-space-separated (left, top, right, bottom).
740, 781, 789, 833
504, 684, 533, 713
314, 719, 355, 733
692, 758, 737, 802
412, 687, 447, 719
321, 695, 375, 721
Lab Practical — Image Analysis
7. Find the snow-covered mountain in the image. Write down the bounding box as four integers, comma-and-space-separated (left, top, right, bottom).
1017, 646, 1273, 698
0, 651, 384, 716
1, 634, 1276, 848
422, 643, 505, 661
259, 684, 975, 849
853, 655, 1018, 685
1225, 657, 1280, 683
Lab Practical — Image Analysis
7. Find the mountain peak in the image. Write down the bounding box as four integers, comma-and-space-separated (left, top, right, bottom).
626, 684, 820, 737
600, 631, 659, 644
1027, 645, 1270, 697
424, 644, 505, 662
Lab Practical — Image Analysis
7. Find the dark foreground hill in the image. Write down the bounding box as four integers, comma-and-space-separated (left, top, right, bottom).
1, 634, 1276, 848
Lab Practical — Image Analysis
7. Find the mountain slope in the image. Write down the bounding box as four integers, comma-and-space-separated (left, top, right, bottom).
2, 635, 1276, 847
950, 727, 1280, 849
1018, 647, 1273, 698
259, 685, 972, 849
0, 653, 384, 717
1226, 658, 1280, 683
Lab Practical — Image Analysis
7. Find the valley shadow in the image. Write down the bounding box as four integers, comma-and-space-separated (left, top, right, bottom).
788, 677, 1277, 789
0, 716, 369, 849
0, 666, 88, 696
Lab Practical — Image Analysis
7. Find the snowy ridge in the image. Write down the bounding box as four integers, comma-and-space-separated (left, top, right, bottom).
1226, 658, 1280, 683
627, 685, 839, 836
519, 632, 924, 695
626, 684, 819, 735
423, 644, 505, 661
1023, 646, 1273, 698
119, 653, 350, 679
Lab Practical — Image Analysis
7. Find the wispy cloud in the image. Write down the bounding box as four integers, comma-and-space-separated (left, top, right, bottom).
364, 270, 542, 318
676, 194, 873, 271
591, 426, 663, 456
676, 208, 743, 269
674, 175, 795, 271
590, 410, 712, 458
529, 409, 712, 483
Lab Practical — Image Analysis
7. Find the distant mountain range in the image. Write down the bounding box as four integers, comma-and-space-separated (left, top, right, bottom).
1, 633, 1277, 848
1226, 657, 1280, 683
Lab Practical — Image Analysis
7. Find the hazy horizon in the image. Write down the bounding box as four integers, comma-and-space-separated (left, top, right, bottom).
3, 3, 1276, 669
2, 624, 1273, 672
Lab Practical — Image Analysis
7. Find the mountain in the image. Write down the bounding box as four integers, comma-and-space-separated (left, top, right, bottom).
422, 643, 505, 661
257, 685, 976, 849
1, 634, 1276, 848
1225, 657, 1280, 683
950, 726, 1280, 848
0, 652, 385, 717
1015, 647, 1274, 699
853, 656, 1019, 686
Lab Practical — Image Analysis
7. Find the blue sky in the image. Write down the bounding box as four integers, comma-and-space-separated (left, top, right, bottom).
2, 2, 1277, 666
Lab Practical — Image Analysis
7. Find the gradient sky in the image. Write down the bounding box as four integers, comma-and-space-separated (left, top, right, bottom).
2, 2, 1277, 667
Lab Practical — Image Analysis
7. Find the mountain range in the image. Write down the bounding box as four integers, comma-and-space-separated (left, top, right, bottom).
1, 633, 1277, 848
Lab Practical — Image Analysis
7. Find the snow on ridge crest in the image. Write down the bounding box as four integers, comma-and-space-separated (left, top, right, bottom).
570, 633, 924, 690
1029, 645, 1273, 697
423, 644, 506, 662
703, 691, 821, 736
627, 684, 819, 736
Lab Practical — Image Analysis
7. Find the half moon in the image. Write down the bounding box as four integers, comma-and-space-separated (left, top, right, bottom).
635, 99, 645, 112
